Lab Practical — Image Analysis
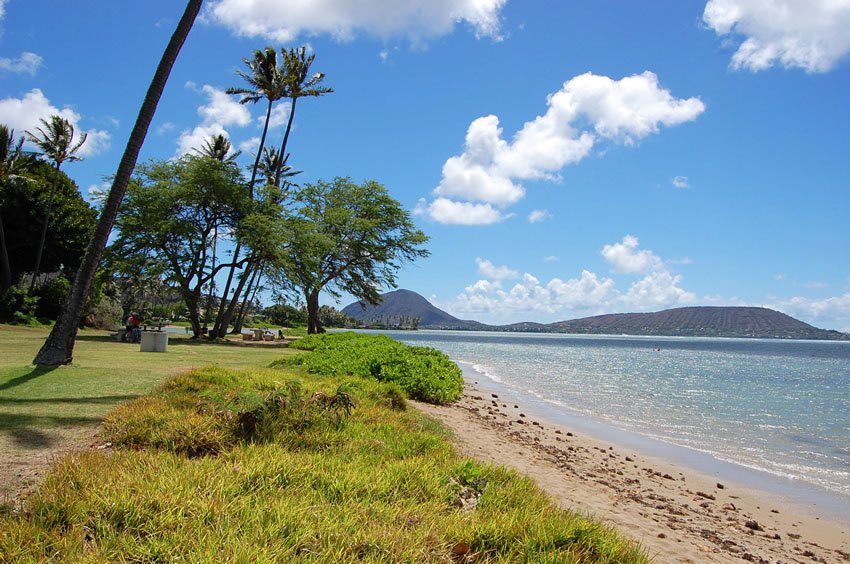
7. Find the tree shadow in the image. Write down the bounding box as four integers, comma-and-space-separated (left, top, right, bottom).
0, 366, 58, 392
0, 394, 139, 406
73, 334, 123, 343
0, 413, 102, 449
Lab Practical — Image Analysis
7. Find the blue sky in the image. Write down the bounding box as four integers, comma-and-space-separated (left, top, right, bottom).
2, 0, 850, 330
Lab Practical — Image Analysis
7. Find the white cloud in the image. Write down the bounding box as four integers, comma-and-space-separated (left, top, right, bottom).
449, 269, 617, 320
207, 0, 507, 43
421, 71, 705, 224
543, 255, 559, 262
672, 175, 689, 189
805, 281, 829, 289
176, 84, 252, 156
238, 136, 261, 154
157, 122, 176, 135
266, 102, 292, 130
414, 197, 510, 225
704, 0, 850, 72
622, 270, 697, 309
0, 88, 111, 158
528, 209, 550, 223
476, 257, 518, 280
0, 0, 5, 20
601, 235, 663, 275
774, 293, 850, 332
0, 52, 43, 75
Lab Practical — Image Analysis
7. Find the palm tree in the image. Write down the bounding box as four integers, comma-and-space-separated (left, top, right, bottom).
0, 125, 32, 298
211, 47, 288, 338
195, 133, 240, 163
275, 46, 332, 183
34, 0, 203, 366
25, 115, 87, 291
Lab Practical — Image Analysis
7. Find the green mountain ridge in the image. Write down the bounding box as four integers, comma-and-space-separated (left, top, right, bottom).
342, 290, 849, 340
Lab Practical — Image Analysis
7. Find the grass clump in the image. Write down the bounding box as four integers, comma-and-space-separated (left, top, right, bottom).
277, 332, 463, 404
0, 362, 647, 563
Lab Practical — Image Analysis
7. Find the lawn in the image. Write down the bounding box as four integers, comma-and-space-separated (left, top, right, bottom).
0, 325, 293, 500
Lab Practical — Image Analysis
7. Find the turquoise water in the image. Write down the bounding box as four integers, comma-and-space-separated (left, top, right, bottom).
378, 330, 850, 500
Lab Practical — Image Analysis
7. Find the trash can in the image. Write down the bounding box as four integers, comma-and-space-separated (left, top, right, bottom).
140, 330, 168, 353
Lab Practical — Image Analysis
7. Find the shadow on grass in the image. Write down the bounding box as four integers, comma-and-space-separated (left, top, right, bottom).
0, 394, 139, 406
73, 334, 125, 343
0, 366, 58, 392
0, 413, 102, 449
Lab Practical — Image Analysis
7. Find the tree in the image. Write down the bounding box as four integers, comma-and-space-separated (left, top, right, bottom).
275, 46, 332, 183
108, 156, 248, 337
195, 133, 240, 163
25, 115, 87, 291
0, 160, 97, 289
211, 46, 289, 339
284, 177, 429, 334
0, 125, 33, 299
35, 0, 203, 366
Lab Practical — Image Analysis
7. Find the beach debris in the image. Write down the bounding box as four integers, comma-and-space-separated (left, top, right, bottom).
519, 413, 526, 417
716, 482, 725, 489
625, 456, 634, 461
657, 532, 666, 539
770, 508, 779, 513
721, 503, 737, 511
555, 430, 562, 434
566, 431, 573, 436
744, 519, 763, 531
695, 491, 716, 500
491, 394, 499, 398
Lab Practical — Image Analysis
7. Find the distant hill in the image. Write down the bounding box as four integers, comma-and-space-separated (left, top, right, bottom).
343, 290, 849, 340
342, 289, 483, 329
546, 307, 849, 340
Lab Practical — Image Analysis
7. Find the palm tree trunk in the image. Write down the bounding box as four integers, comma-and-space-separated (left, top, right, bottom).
275, 97, 298, 186
29, 162, 61, 292
0, 204, 11, 299
232, 265, 262, 333
211, 99, 274, 338
34, 0, 203, 366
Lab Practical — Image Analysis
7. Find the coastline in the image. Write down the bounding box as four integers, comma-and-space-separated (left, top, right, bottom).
412, 368, 850, 563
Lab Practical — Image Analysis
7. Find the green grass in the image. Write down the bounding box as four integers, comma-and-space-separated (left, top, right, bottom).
0, 361, 647, 562
0, 325, 647, 562
0, 325, 293, 456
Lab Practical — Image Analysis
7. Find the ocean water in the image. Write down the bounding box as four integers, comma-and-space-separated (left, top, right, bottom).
377, 330, 850, 501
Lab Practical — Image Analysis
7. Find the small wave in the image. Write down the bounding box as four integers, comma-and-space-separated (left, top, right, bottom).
470, 363, 502, 383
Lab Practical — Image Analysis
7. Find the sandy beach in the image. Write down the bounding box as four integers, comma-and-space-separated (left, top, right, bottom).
413, 382, 850, 563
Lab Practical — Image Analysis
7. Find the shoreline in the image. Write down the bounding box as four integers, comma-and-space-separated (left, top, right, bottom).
413, 370, 850, 563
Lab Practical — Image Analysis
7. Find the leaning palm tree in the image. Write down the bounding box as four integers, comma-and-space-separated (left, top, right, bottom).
195, 133, 240, 163
275, 46, 333, 183
211, 47, 289, 339
25, 115, 87, 291
34, 0, 203, 366
0, 125, 32, 298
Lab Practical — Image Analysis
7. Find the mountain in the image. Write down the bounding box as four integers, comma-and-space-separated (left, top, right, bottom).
342, 290, 849, 340
342, 289, 483, 329
547, 307, 848, 340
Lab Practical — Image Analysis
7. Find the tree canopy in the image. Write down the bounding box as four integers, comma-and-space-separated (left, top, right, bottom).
284, 177, 429, 334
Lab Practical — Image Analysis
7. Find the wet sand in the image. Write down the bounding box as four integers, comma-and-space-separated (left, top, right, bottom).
413, 382, 850, 563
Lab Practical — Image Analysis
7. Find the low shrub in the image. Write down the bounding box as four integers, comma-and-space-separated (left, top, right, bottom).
278, 332, 463, 404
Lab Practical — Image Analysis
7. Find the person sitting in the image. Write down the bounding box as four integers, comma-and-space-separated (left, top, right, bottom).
126, 312, 142, 343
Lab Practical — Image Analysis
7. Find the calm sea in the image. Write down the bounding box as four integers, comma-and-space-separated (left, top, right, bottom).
376, 330, 850, 502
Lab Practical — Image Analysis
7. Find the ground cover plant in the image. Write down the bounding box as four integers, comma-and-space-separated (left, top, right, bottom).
279, 332, 464, 404
0, 355, 647, 562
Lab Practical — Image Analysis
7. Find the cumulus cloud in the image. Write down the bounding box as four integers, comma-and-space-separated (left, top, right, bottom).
176, 84, 252, 156
414, 197, 511, 225
672, 175, 689, 189
704, 0, 850, 72
266, 102, 292, 130
449, 269, 617, 319
774, 293, 850, 332
207, 0, 507, 43
421, 71, 705, 224
0, 88, 111, 158
601, 235, 663, 275
476, 257, 518, 280
622, 270, 697, 309
0, 52, 43, 76
543, 255, 559, 262
528, 209, 550, 223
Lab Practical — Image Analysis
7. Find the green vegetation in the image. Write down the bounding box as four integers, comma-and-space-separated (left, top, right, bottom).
0, 327, 646, 562
279, 332, 463, 404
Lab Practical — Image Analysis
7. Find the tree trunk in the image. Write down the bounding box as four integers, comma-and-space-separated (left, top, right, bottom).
306, 289, 324, 334
0, 205, 11, 299
214, 260, 252, 337
184, 289, 203, 338
33, 0, 203, 366
232, 265, 260, 333
29, 162, 61, 292
211, 99, 274, 337
275, 97, 298, 186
